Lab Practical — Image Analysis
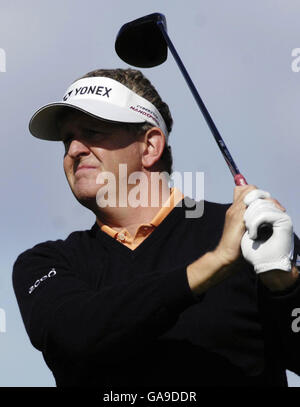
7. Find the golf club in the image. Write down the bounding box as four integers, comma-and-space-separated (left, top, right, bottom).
115, 12, 272, 240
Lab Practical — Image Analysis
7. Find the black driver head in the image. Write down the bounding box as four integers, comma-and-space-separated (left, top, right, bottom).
115, 13, 168, 68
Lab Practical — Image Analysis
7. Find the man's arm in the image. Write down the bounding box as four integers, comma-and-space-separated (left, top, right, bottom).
186, 185, 300, 377
257, 233, 300, 376
187, 185, 258, 295
258, 266, 299, 292
12, 241, 199, 364
14, 235, 241, 364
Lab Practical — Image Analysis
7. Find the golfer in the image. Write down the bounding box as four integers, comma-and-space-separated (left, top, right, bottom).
13, 68, 300, 387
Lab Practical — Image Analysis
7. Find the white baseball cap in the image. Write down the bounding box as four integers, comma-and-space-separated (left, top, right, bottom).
29, 76, 169, 143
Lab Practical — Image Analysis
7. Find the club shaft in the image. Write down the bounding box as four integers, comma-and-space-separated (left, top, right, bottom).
157, 20, 276, 238
157, 20, 243, 180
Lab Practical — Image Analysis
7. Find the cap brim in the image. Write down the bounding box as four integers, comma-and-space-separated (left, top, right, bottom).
29, 99, 147, 141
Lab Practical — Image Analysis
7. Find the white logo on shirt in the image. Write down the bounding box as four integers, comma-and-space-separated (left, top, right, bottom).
29, 268, 57, 294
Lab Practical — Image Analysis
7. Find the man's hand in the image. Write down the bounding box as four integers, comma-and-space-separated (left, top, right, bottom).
187, 185, 298, 295
213, 185, 259, 266
241, 193, 294, 273
240, 189, 298, 291
188, 185, 259, 295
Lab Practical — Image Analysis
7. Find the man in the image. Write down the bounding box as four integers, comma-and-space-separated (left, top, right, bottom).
13, 68, 300, 387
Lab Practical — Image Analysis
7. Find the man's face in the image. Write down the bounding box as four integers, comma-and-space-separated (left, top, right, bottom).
60, 111, 143, 208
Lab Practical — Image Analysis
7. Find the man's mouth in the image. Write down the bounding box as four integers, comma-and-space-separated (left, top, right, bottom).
75, 165, 97, 173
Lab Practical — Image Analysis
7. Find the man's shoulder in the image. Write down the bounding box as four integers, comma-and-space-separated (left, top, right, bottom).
179, 197, 231, 222
203, 199, 231, 212
13, 222, 98, 267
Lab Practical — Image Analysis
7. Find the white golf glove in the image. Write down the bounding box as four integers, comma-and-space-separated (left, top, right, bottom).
241, 189, 294, 274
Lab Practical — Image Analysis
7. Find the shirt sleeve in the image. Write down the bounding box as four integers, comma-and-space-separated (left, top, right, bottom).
12, 241, 200, 365
257, 233, 300, 375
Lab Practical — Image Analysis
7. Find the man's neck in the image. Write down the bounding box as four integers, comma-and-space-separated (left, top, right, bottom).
97, 206, 164, 236
94, 175, 172, 237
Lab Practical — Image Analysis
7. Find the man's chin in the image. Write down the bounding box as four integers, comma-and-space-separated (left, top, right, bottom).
72, 189, 98, 210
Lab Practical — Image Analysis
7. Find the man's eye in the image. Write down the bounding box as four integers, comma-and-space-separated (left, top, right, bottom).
85, 131, 99, 138
82, 128, 110, 137
84, 130, 106, 139
62, 129, 108, 150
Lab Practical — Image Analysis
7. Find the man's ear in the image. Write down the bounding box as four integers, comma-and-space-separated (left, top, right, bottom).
141, 127, 165, 169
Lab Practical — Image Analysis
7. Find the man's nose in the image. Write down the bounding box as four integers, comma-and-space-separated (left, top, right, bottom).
67, 137, 90, 158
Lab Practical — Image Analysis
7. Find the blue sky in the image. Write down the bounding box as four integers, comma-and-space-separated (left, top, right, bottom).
0, 0, 299, 386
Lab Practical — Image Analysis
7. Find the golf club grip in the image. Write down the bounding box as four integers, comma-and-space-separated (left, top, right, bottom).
234, 174, 273, 241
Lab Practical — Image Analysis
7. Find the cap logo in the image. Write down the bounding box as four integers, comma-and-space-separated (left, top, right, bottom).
63, 86, 112, 101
